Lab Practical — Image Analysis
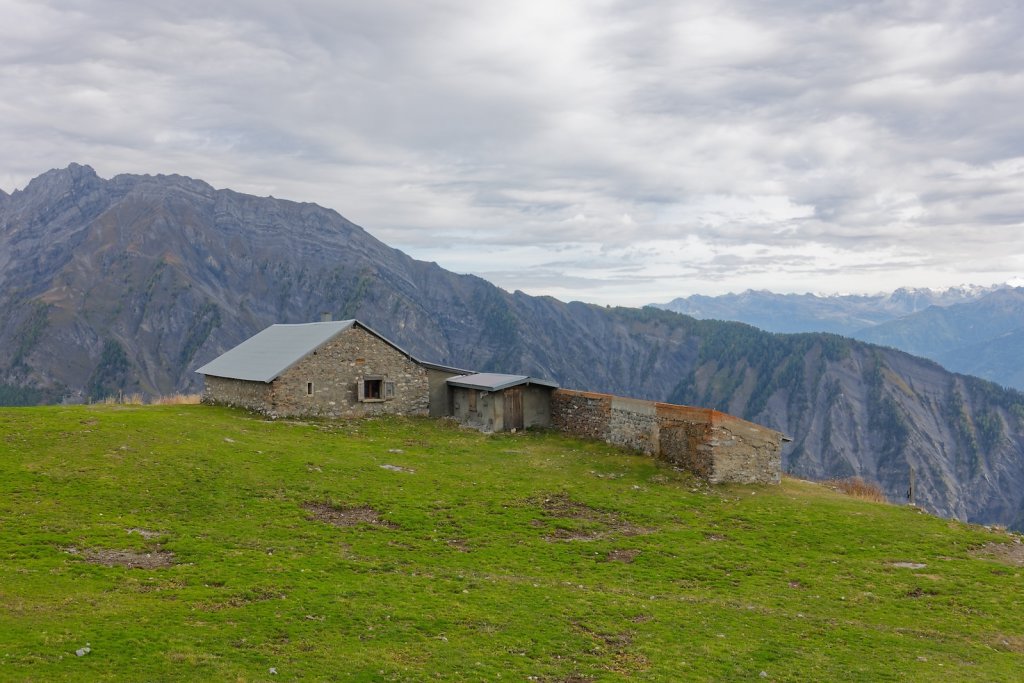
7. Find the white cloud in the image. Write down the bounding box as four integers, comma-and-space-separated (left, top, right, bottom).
1, 0, 1022, 304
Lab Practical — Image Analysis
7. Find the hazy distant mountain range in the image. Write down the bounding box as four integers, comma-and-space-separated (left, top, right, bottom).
3, 164, 1024, 531
654, 286, 1024, 391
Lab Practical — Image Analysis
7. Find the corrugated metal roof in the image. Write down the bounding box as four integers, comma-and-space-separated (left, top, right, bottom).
195, 320, 356, 383
446, 373, 559, 392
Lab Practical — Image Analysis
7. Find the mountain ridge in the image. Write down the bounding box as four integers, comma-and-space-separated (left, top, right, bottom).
653, 285, 1007, 336
653, 285, 1024, 391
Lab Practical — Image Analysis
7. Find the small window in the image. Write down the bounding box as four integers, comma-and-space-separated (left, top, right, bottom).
359, 376, 393, 402
307, 382, 314, 396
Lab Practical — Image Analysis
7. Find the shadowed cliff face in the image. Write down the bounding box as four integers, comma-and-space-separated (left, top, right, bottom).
3, 164, 1024, 530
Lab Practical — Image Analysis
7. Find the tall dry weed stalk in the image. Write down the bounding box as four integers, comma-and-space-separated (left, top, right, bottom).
825, 477, 887, 503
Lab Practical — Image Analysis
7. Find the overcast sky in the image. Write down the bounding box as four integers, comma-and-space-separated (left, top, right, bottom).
2, 0, 1023, 305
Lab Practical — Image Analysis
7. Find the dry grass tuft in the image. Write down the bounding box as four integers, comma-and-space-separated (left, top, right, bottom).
825, 477, 888, 503
100, 393, 145, 405
98, 393, 201, 405
152, 393, 201, 405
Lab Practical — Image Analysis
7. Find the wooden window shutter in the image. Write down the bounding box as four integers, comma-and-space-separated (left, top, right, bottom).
385, 381, 396, 399
357, 379, 365, 401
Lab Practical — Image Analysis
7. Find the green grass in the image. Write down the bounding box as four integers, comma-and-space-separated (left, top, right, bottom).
1, 405, 1022, 681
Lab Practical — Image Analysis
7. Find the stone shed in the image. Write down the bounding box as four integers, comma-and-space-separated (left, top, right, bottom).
551, 389, 784, 485
196, 319, 463, 419
447, 373, 559, 432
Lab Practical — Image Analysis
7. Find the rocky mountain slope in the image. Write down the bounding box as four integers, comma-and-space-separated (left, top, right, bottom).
4, 164, 1024, 529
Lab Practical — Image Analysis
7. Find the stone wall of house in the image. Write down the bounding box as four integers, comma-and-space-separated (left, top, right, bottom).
269, 326, 429, 418
551, 388, 782, 485
202, 376, 272, 411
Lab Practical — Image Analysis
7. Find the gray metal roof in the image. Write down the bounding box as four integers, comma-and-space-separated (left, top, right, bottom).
419, 360, 473, 375
446, 373, 559, 392
195, 320, 357, 383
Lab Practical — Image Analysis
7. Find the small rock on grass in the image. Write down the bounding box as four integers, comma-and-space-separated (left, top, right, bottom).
380, 464, 414, 473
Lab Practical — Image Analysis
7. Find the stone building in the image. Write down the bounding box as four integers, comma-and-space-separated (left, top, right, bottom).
197, 318, 784, 485
447, 373, 559, 432
196, 320, 463, 419
551, 389, 784, 485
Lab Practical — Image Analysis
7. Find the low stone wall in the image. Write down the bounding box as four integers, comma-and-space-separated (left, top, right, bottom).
549, 390, 610, 441
551, 389, 782, 485
609, 397, 659, 456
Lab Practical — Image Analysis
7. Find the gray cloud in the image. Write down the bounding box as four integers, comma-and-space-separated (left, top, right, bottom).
1, 0, 1022, 304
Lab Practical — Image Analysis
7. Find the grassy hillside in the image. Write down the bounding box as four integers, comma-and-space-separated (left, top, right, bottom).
1, 406, 1022, 681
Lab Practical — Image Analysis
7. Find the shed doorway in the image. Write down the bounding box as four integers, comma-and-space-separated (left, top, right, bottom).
505, 387, 524, 430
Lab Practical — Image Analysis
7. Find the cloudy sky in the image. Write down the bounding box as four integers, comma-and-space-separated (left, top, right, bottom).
2, 0, 1023, 305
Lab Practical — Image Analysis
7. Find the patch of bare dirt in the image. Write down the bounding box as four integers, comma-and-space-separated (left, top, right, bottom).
126, 528, 162, 539
66, 547, 174, 569
303, 502, 397, 528
989, 634, 1024, 653
971, 541, 1024, 566
570, 622, 648, 675
546, 528, 606, 541
446, 538, 471, 552
201, 588, 282, 611
532, 493, 649, 542
536, 493, 607, 520
606, 548, 641, 563
705, 532, 727, 542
